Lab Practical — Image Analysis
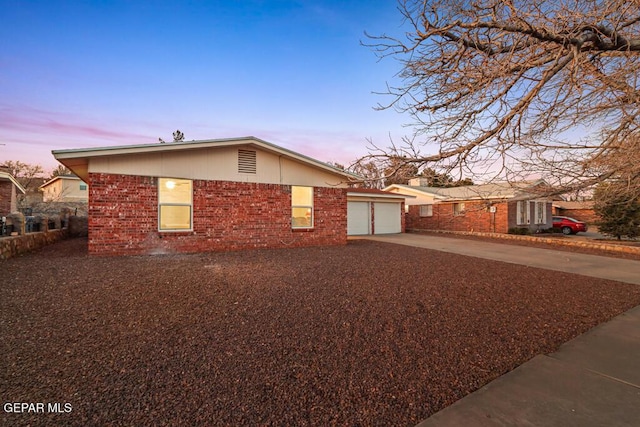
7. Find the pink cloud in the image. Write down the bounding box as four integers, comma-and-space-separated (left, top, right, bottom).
0, 105, 372, 170
0, 105, 150, 143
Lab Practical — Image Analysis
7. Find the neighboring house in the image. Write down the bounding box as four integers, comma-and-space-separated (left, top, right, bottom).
52, 137, 407, 255
552, 200, 598, 224
0, 171, 26, 216
385, 178, 553, 234
39, 175, 89, 202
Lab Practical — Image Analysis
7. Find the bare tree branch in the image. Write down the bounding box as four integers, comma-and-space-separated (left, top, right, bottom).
363, 0, 640, 200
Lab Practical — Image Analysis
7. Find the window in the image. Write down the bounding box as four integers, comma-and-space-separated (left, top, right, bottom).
419, 205, 433, 217
534, 201, 547, 224
516, 200, 530, 225
291, 186, 313, 228
158, 178, 192, 231
79, 183, 87, 191
453, 202, 465, 216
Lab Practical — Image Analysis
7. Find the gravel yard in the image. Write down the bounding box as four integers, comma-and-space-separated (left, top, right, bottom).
2, 237, 640, 426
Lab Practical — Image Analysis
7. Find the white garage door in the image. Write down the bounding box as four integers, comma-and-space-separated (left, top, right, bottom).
347, 201, 370, 235
374, 202, 401, 234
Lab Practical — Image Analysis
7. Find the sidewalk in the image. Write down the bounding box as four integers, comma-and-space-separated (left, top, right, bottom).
416, 305, 640, 427
356, 234, 640, 426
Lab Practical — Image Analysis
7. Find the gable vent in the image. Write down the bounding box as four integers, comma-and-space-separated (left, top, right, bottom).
238, 149, 257, 174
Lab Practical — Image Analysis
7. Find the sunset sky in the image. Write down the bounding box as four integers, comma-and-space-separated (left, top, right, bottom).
1, 0, 411, 173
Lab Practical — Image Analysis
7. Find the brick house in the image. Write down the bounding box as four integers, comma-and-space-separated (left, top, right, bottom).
0, 170, 26, 216
52, 137, 406, 255
385, 179, 553, 234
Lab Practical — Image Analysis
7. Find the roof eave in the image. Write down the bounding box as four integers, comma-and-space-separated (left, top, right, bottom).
347, 191, 415, 200
52, 137, 361, 182
0, 172, 26, 194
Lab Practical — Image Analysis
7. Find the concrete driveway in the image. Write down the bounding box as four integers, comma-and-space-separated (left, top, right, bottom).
357, 234, 640, 285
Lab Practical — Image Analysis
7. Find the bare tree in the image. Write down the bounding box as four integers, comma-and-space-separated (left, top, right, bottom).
349, 161, 386, 189
418, 168, 474, 187
50, 165, 72, 179
364, 0, 640, 200
383, 158, 419, 186
1, 161, 45, 208
0, 161, 44, 193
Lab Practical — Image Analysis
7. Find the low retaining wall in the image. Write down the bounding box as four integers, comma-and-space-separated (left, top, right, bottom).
409, 229, 640, 256
0, 229, 69, 260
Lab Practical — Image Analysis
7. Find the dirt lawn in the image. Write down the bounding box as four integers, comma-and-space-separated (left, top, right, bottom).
2, 238, 640, 426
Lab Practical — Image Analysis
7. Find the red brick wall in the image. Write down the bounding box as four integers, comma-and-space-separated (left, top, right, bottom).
554, 208, 598, 224
407, 200, 554, 234
407, 201, 510, 233
0, 181, 13, 215
88, 173, 347, 255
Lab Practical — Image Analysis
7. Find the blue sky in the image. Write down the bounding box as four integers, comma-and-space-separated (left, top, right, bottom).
1, 0, 410, 172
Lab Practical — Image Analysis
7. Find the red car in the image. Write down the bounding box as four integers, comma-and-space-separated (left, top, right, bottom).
552, 216, 588, 235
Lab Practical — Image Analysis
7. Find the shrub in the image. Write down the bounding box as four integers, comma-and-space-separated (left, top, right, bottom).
594, 183, 640, 240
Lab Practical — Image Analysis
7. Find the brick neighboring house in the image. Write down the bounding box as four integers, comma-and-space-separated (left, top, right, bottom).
52, 137, 407, 255
385, 178, 553, 234
0, 170, 26, 216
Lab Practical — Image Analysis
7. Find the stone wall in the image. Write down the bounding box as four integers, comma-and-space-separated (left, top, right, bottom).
0, 229, 68, 260
88, 173, 348, 256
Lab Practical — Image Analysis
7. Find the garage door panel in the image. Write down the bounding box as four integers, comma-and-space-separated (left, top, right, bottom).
374, 202, 401, 234
347, 201, 370, 235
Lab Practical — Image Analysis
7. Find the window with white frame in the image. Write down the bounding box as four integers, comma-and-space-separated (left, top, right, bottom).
419, 204, 433, 217
453, 202, 465, 216
516, 200, 530, 225
291, 186, 313, 228
158, 178, 193, 231
534, 201, 547, 224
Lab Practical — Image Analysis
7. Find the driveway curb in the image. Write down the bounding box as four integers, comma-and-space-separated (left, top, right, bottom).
408, 229, 640, 256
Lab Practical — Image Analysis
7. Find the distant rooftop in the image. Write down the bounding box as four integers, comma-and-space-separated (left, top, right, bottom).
388, 179, 548, 201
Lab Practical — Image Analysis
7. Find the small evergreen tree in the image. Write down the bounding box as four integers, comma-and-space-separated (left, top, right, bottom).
594, 184, 640, 240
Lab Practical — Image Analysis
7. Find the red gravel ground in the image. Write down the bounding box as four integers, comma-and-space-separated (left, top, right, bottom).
2, 237, 640, 426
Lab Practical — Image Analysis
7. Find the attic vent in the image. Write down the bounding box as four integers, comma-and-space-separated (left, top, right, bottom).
238, 149, 257, 174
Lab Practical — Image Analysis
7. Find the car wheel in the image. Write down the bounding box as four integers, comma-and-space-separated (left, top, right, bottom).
562, 226, 573, 235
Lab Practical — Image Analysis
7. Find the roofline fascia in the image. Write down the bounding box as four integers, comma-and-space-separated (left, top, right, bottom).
0, 172, 26, 194
39, 175, 82, 189
347, 191, 416, 199
383, 184, 446, 199
52, 136, 361, 181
